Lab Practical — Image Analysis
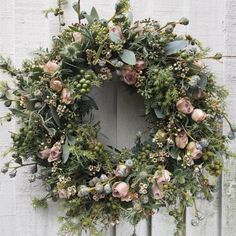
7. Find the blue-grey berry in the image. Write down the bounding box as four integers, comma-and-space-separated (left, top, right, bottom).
125, 159, 134, 168
95, 183, 104, 193
104, 183, 112, 194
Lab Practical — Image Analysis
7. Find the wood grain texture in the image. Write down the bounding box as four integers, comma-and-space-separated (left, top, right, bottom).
0, 0, 236, 236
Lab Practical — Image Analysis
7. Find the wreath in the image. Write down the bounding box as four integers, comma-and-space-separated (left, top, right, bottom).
0, 0, 235, 235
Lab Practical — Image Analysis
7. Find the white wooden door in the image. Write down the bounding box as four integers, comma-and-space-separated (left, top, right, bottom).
0, 1, 236, 236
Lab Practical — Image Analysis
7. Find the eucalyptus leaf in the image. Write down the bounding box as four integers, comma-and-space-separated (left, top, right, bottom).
90, 7, 99, 20
109, 30, 121, 43
62, 137, 70, 163
154, 108, 165, 119
82, 12, 94, 24
119, 49, 136, 65
165, 40, 188, 55
169, 147, 180, 159
50, 106, 61, 127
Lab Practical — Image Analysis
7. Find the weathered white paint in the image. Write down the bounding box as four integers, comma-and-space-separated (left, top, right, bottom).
0, 0, 236, 236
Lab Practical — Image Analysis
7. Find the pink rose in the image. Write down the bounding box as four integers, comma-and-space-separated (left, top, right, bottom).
39, 148, 50, 160
175, 131, 188, 149
43, 61, 60, 74
112, 181, 129, 199
152, 184, 164, 200
48, 145, 61, 162
50, 78, 63, 92
115, 164, 130, 178
135, 60, 146, 71
122, 66, 137, 85
176, 98, 194, 114
61, 88, 74, 105
155, 170, 171, 185
58, 189, 70, 199
187, 142, 203, 160
73, 32, 83, 43
191, 109, 206, 122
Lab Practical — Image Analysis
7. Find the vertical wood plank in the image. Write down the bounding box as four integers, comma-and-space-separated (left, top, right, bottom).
186, 0, 225, 235
221, 1, 236, 235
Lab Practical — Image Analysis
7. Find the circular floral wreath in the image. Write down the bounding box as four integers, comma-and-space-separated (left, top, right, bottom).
0, 0, 235, 235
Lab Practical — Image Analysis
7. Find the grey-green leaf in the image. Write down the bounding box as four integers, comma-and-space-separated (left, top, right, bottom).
109, 30, 121, 43
164, 40, 188, 55
90, 7, 99, 20
50, 106, 61, 127
119, 49, 136, 65
62, 138, 70, 163
154, 108, 165, 119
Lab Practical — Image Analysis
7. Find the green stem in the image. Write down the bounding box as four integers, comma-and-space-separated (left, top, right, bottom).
78, 0, 81, 23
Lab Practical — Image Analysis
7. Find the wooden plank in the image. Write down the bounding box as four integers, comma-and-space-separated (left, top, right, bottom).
221, 1, 236, 234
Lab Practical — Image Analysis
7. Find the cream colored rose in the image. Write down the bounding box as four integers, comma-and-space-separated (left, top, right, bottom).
43, 61, 60, 74
50, 78, 63, 92
175, 131, 188, 149
176, 98, 194, 114
191, 109, 206, 122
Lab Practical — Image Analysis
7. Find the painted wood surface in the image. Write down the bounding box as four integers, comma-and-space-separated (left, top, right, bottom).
0, 1, 236, 236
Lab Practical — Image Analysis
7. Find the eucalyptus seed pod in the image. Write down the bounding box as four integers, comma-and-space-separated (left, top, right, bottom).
179, 17, 189, 25
100, 174, 108, 182
4, 100, 11, 107
28, 174, 36, 183
125, 159, 134, 168
165, 25, 174, 34
104, 183, 112, 194
9, 169, 17, 178
34, 102, 42, 109
1, 167, 8, 174
95, 183, 104, 193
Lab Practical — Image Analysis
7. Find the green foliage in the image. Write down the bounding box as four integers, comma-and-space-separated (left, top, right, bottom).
32, 197, 48, 209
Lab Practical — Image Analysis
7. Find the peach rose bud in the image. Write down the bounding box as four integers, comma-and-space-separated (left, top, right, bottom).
135, 60, 146, 71
61, 88, 74, 105
43, 61, 60, 74
48, 145, 61, 162
191, 109, 206, 122
175, 131, 188, 149
58, 189, 70, 199
176, 98, 194, 114
73, 32, 83, 43
122, 66, 137, 85
112, 181, 129, 198
152, 184, 164, 199
156, 169, 171, 185
39, 148, 50, 160
50, 78, 63, 92
186, 142, 203, 160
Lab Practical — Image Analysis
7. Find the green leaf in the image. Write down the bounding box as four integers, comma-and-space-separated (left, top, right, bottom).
90, 7, 99, 20
169, 147, 180, 159
198, 76, 208, 89
119, 49, 136, 65
9, 108, 28, 118
164, 40, 188, 55
154, 108, 165, 119
82, 12, 94, 24
67, 135, 76, 145
62, 137, 70, 163
50, 106, 61, 127
109, 30, 121, 44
